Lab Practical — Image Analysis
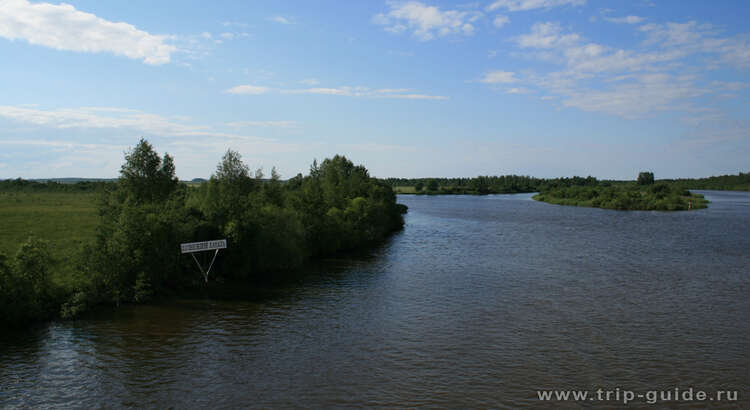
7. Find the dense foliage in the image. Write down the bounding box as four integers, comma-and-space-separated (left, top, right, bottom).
664, 172, 750, 191
385, 175, 544, 194
0, 237, 62, 326
637, 171, 655, 185
533, 176, 708, 211
1, 139, 406, 327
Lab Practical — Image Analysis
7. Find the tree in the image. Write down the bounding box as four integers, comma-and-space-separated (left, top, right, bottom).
120, 138, 178, 203
215, 149, 249, 182
637, 171, 655, 185
427, 179, 439, 191
415, 181, 424, 192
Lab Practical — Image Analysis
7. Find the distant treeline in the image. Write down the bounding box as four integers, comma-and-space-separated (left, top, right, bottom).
662, 172, 750, 191
0, 178, 112, 192
0, 139, 406, 327
383, 172, 750, 195
384, 175, 544, 194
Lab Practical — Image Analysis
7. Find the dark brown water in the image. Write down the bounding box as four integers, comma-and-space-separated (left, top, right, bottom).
2, 191, 749, 408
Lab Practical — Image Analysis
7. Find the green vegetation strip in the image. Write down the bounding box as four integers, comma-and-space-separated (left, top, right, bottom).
533, 184, 708, 211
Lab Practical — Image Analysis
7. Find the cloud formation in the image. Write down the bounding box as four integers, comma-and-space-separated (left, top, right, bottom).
225, 85, 271, 95
0, 0, 176, 65
493, 15, 510, 28
373, 1, 482, 41
268, 16, 294, 25
487, 0, 585, 12
604, 15, 645, 24
483, 18, 750, 119
226, 84, 449, 100
480, 70, 518, 84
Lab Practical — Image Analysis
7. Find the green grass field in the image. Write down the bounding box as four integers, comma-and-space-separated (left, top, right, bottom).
0, 192, 99, 287
393, 186, 418, 194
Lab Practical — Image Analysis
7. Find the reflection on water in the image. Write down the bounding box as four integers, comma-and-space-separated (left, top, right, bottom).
2, 191, 749, 407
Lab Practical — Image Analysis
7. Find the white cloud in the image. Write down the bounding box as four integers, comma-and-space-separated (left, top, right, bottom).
373, 88, 408, 94
221, 21, 249, 28
478, 18, 750, 119
373, 1, 482, 41
282, 86, 448, 100
300, 78, 320, 85
506, 87, 531, 94
225, 85, 271, 95
220, 32, 234, 39
562, 74, 706, 119
290, 87, 354, 96
268, 16, 294, 25
493, 15, 510, 28
0, 0, 176, 65
0, 105, 229, 137
383, 93, 449, 100
604, 15, 645, 24
200, 31, 212, 39
640, 21, 710, 47
480, 70, 518, 84
226, 121, 299, 128
640, 21, 750, 69
487, 0, 585, 12
0, 105, 322, 179
516, 22, 580, 48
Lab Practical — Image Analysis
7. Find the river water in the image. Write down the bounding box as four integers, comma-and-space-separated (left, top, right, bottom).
1, 191, 749, 408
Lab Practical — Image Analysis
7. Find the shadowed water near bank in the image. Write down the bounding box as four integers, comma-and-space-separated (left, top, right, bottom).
1, 191, 749, 408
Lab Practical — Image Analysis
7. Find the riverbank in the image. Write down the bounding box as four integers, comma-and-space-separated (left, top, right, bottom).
0, 141, 407, 329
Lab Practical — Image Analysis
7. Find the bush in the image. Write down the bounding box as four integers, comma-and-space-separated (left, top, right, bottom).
0, 237, 59, 327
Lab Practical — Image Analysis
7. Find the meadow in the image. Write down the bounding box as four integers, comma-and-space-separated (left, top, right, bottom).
0, 191, 98, 289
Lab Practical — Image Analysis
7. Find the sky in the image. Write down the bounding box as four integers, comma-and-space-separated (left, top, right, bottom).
0, 0, 749, 180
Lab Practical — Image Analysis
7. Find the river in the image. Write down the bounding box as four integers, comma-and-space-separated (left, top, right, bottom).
2, 191, 749, 408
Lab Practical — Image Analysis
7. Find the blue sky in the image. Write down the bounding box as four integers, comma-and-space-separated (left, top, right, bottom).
0, 0, 748, 180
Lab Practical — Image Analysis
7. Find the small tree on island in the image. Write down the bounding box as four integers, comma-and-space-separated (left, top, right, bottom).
637, 171, 655, 185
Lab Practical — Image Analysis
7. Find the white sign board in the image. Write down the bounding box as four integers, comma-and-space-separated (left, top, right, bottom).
180, 239, 227, 254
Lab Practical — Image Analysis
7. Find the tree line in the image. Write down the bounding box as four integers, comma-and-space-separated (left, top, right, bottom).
384, 171, 750, 195
385, 175, 545, 194
0, 139, 406, 327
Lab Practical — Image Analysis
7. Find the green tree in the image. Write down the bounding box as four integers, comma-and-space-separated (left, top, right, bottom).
637, 171, 655, 185
91, 139, 203, 305
119, 138, 178, 203
0, 237, 57, 326
215, 149, 249, 182
427, 179, 439, 191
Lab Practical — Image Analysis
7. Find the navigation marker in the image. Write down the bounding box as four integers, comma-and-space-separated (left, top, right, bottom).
180, 239, 227, 283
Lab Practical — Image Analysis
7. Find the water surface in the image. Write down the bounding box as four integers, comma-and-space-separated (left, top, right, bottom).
2, 191, 749, 407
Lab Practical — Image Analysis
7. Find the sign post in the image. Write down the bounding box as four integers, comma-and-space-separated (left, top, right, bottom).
180, 239, 227, 283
